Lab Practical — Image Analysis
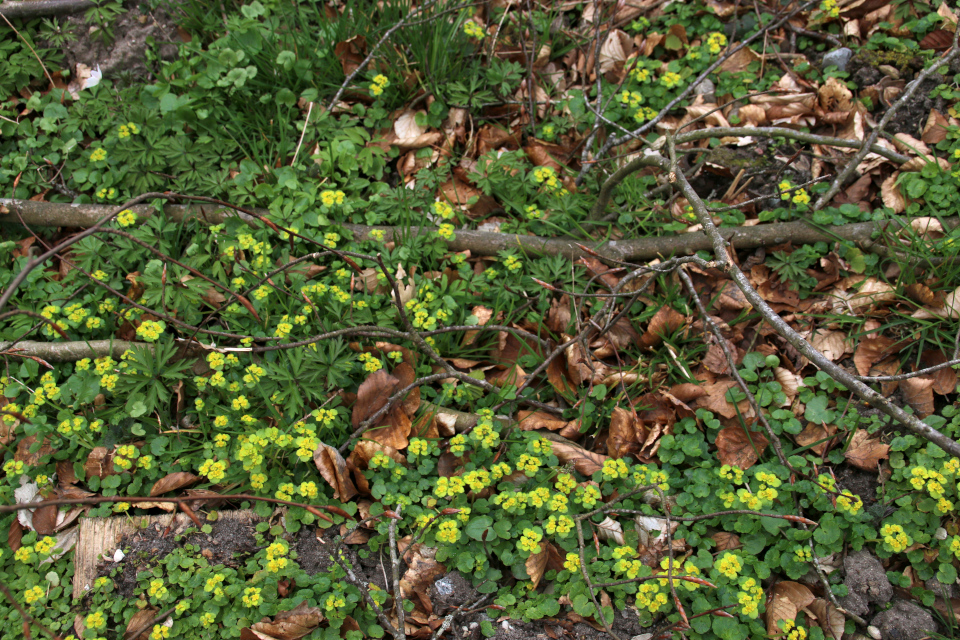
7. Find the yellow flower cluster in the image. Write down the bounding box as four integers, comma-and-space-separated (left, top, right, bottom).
4, 459, 26, 477
781, 619, 808, 640
706, 32, 727, 54
525, 204, 542, 220
631, 67, 650, 83
574, 484, 601, 508
370, 73, 389, 97
321, 189, 345, 206
718, 465, 743, 483
836, 492, 863, 515
242, 587, 261, 607
34, 536, 56, 555
90, 148, 107, 162
517, 528, 543, 554
435, 476, 466, 498
436, 520, 460, 543
358, 352, 383, 373
449, 434, 467, 455
502, 255, 522, 272
86, 611, 107, 630
619, 90, 644, 108
658, 558, 702, 592
555, 473, 577, 494
564, 553, 580, 572
151, 624, 170, 640
117, 122, 140, 139
199, 458, 228, 483
544, 515, 574, 537
794, 546, 811, 562
204, 573, 226, 597
602, 458, 629, 481
265, 541, 289, 573
324, 593, 346, 611
533, 166, 560, 190
463, 469, 491, 491
715, 552, 742, 579
490, 462, 511, 480
950, 536, 960, 559
820, 0, 840, 18
409, 438, 429, 457
14, 545, 35, 563
637, 582, 668, 613
463, 20, 486, 39
738, 577, 763, 618
136, 320, 165, 342
880, 523, 912, 553
148, 579, 168, 600
433, 200, 455, 219
200, 612, 216, 627
660, 72, 682, 88
97, 187, 117, 200
24, 585, 44, 604
516, 454, 542, 476
437, 223, 455, 240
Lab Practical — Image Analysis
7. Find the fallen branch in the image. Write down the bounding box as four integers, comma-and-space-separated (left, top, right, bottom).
1, 199, 947, 263
0, 339, 145, 362
0, 0, 94, 19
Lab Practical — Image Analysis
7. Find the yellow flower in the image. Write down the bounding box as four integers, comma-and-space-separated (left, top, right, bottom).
463, 20, 486, 39
24, 585, 44, 604
86, 611, 107, 631
90, 148, 107, 162
116, 209, 137, 228
433, 200, 455, 219
151, 624, 170, 640
715, 552, 742, 579
660, 72, 682, 88
564, 553, 580, 572
437, 224, 455, 240
706, 32, 727, 54
242, 587, 262, 607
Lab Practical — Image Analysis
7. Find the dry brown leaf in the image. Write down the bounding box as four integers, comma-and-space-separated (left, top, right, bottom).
352, 370, 400, 428
795, 422, 837, 457
900, 376, 936, 417
526, 544, 549, 589
607, 407, 640, 460
640, 306, 686, 349
805, 599, 844, 640
715, 426, 769, 470
853, 335, 897, 376
550, 440, 608, 476
149, 472, 200, 497
242, 602, 324, 640
922, 109, 951, 144
84, 447, 115, 479
399, 545, 446, 600
123, 607, 159, 640
774, 368, 803, 402
880, 173, 906, 213
463, 305, 493, 346
766, 581, 815, 637
912, 285, 960, 320
720, 43, 761, 73
920, 351, 958, 395
517, 410, 577, 434
591, 316, 640, 358
711, 532, 741, 551
810, 330, 848, 362
595, 516, 625, 546
32, 503, 58, 535
313, 442, 357, 502
844, 429, 890, 471
697, 380, 751, 420
669, 383, 706, 402
547, 356, 577, 398
904, 283, 939, 307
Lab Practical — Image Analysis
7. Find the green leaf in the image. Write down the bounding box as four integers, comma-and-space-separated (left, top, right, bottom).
465, 516, 495, 541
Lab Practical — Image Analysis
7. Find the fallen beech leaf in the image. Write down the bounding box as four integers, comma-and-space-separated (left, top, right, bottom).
920, 351, 958, 395
853, 335, 897, 376
810, 331, 848, 362
595, 516, 624, 546
149, 472, 200, 497
795, 422, 837, 457
84, 447, 115, 479
517, 410, 575, 433
399, 545, 446, 600
711, 532, 741, 551
242, 601, 324, 640
123, 607, 158, 640
920, 29, 954, 51
904, 283, 939, 307
766, 581, 815, 637
697, 380, 752, 420
549, 440, 608, 476
526, 544, 549, 588
607, 407, 640, 460
640, 306, 686, 349
805, 598, 844, 640
313, 442, 357, 502
715, 426, 769, 470
913, 285, 960, 320
32, 503, 58, 535
844, 429, 890, 471
352, 370, 400, 428
774, 368, 803, 402
880, 174, 906, 213
900, 377, 936, 418
669, 383, 706, 402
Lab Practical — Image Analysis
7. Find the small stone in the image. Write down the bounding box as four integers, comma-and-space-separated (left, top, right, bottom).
844, 550, 893, 604
879, 64, 900, 80
935, 527, 948, 540
692, 79, 716, 102
822, 48, 853, 73
433, 577, 455, 598
867, 626, 881, 640
926, 577, 954, 599
469, 622, 479, 630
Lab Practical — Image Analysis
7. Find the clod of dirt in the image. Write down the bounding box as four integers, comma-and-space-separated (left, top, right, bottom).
843, 550, 892, 605
571, 606, 645, 640
430, 571, 480, 615
492, 619, 550, 640
870, 600, 938, 640
836, 467, 879, 509
839, 589, 870, 618
925, 577, 955, 600
60, 1, 182, 82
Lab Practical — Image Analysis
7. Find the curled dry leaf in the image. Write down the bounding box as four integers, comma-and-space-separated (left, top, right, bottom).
900, 376, 936, 418
903, 283, 940, 308
809, 330, 848, 362
715, 425, 769, 470
241, 601, 324, 640
595, 516, 625, 546
399, 545, 446, 600
123, 607, 159, 640
517, 410, 579, 435
853, 335, 897, 376
549, 440, 608, 476
313, 441, 358, 502
880, 174, 906, 213
913, 286, 960, 320
805, 598, 844, 640
635, 516, 676, 545
352, 369, 400, 429
697, 380, 753, 420
766, 581, 815, 637
526, 542, 550, 589
843, 429, 890, 471
774, 368, 803, 403
920, 350, 958, 395
640, 305, 686, 349
149, 472, 200, 497
607, 406, 641, 460
795, 422, 837, 457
